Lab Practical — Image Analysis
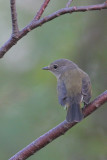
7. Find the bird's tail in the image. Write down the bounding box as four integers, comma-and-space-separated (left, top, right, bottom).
66, 103, 83, 123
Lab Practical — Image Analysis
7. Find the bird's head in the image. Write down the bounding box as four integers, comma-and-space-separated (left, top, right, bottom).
42, 59, 77, 78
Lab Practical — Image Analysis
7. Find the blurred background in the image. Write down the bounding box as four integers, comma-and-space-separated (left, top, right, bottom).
0, 0, 107, 160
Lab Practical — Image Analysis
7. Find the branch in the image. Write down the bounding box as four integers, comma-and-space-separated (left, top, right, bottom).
9, 90, 107, 160
0, 2, 107, 58
66, 0, 73, 8
10, 0, 19, 36
34, 0, 51, 20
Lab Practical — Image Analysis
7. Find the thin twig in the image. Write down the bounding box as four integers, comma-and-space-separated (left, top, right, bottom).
66, 0, 73, 8
10, 0, 19, 37
0, 2, 107, 58
34, 0, 51, 20
9, 90, 107, 160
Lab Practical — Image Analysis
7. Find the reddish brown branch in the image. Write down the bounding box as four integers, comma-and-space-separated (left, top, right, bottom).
34, 0, 51, 20
10, 0, 19, 36
0, 0, 20, 58
0, 2, 107, 58
9, 90, 107, 160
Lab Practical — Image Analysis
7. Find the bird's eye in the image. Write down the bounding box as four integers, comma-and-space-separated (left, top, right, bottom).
53, 64, 58, 69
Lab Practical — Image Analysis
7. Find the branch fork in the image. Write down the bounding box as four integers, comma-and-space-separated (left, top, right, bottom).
0, 1, 107, 58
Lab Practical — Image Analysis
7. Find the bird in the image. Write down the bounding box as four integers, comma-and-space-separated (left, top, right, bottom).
42, 59, 92, 123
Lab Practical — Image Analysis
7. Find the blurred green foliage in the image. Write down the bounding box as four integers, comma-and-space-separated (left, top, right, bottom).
0, 0, 107, 160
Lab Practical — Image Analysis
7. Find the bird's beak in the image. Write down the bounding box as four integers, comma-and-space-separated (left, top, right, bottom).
42, 66, 50, 70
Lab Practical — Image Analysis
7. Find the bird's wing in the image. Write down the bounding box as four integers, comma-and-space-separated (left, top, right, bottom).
57, 79, 67, 106
82, 75, 92, 104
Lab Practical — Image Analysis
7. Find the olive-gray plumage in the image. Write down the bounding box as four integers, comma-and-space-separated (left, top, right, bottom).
42, 59, 92, 122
